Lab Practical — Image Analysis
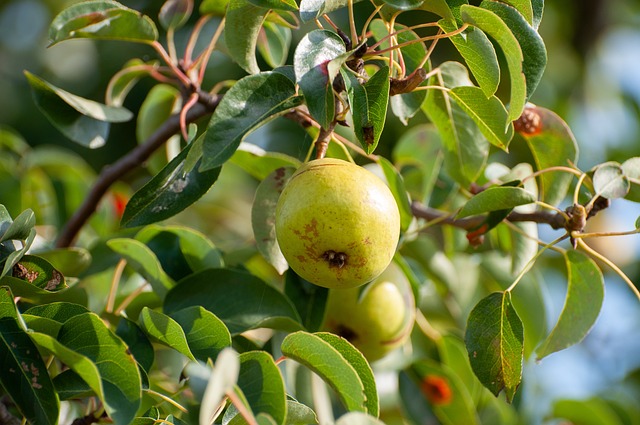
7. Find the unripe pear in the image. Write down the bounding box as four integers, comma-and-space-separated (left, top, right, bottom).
275, 158, 400, 289
322, 262, 415, 361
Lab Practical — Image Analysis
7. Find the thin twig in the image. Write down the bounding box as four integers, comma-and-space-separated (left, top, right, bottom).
56, 94, 220, 248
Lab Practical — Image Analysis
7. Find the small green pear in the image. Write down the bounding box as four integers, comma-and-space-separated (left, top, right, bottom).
322, 262, 415, 361
275, 158, 400, 289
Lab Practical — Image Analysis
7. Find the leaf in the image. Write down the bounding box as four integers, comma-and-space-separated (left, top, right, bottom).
121, 142, 222, 227
164, 268, 302, 334
622, 157, 640, 202
0, 287, 59, 425
258, 22, 293, 69
116, 317, 155, 372
199, 72, 301, 171
422, 61, 489, 186
252, 167, 295, 274
286, 400, 318, 424
520, 105, 578, 205
249, 0, 298, 11
200, 0, 231, 15
465, 291, 523, 402
315, 332, 379, 417
284, 271, 329, 333
439, 20, 499, 98
139, 307, 196, 360
48, 0, 158, 45
592, 162, 629, 200
137, 84, 181, 144
345, 66, 390, 154
281, 331, 369, 413
24, 71, 132, 148
531, 0, 543, 29
449, 86, 513, 150
170, 306, 232, 361
23, 302, 90, 329
36, 247, 92, 277
410, 359, 479, 425
294, 30, 346, 129
335, 412, 386, 425
159, 0, 193, 30
377, 157, 413, 232
12, 254, 67, 292
0, 208, 35, 243
225, 0, 269, 74
457, 186, 536, 218
299, 0, 364, 22
461, 5, 527, 122
230, 142, 301, 180
106, 59, 158, 107
34, 312, 142, 425
480, 0, 547, 99
237, 351, 287, 424
552, 398, 624, 425
107, 238, 175, 298
536, 250, 604, 359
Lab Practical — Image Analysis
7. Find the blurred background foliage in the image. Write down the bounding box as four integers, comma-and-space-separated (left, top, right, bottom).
1, 0, 640, 424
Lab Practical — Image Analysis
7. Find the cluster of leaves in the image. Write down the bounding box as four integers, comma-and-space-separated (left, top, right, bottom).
1, 0, 639, 424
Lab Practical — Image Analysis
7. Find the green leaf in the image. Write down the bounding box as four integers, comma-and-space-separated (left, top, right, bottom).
237, 351, 287, 424
0, 208, 35, 243
378, 157, 413, 232
536, 250, 604, 360
199, 72, 301, 172
121, 142, 222, 227
315, 332, 379, 417
159, 0, 193, 30
439, 20, 499, 98
116, 317, 155, 372
200, 0, 231, 15
552, 398, 624, 425
457, 186, 536, 218
12, 254, 67, 292
170, 306, 232, 361
284, 271, 328, 333
480, 0, 547, 99
230, 143, 301, 180
139, 307, 196, 360
107, 238, 176, 298
299, 0, 364, 22
461, 5, 526, 122
249, 0, 298, 11
258, 22, 293, 68
137, 84, 181, 144
531, 0, 543, 29
592, 162, 629, 200
35, 247, 91, 277
106, 59, 158, 107
225, 0, 269, 74
164, 268, 302, 334
1, 228, 36, 280
520, 105, 578, 205
422, 61, 489, 186
48, 0, 158, 45
335, 412, 386, 425
24, 71, 132, 148
286, 399, 318, 424
281, 331, 369, 413
24, 302, 90, 327
34, 312, 142, 425
252, 167, 295, 274
410, 359, 479, 425
465, 291, 523, 402
449, 86, 513, 150
621, 157, 640, 202
0, 288, 59, 425
345, 66, 390, 154
294, 30, 346, 129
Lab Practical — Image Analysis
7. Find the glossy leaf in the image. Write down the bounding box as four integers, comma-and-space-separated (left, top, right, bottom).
115, 317, 155, 372
378, 157, 413, 232
536, 250, 604, 359
481, 0, 547, 99
286, 400, 318, 424
461, 5, 526, 121
592, 162, 629, 200
106, 59, 158, 107
345, 66, 390, 154
1, 228, 36, 279
48, 0, 158, 45
24, 302, 89, 329
159, 0, 193, 30
422, 61, 488, 185
107, 238, 175, 297
449, 86, 513, 150
0, 287, 59, 425
200, 0, 231, 15
0, 274, 76, 304
121, 142, 222, 227
439, 20, 499, 97
0, 208, 35, 243
136, 84, 181, 144
139, 307, 196, 360
170, 306, 232, 361
532, 0, 543, 29
164, 268, 302, 334
411, 359, 479, 425
520, 105, 578, 205
252, 167, 294, 274
230, 142, 301, 180
25, 71, 132, 148
281, 331, 369, 414
294, 30, 346, 129
225, 0, 269, 74
12, 254, 66, 292
457, 186, 536, 218
258, 22, 292, 69
284, 271, 329, 333
249, 0, 298, 11
199, 72, 301, 172
236, 351, 287, 424
299, 0, 364, 22
465, 291, 523, 402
